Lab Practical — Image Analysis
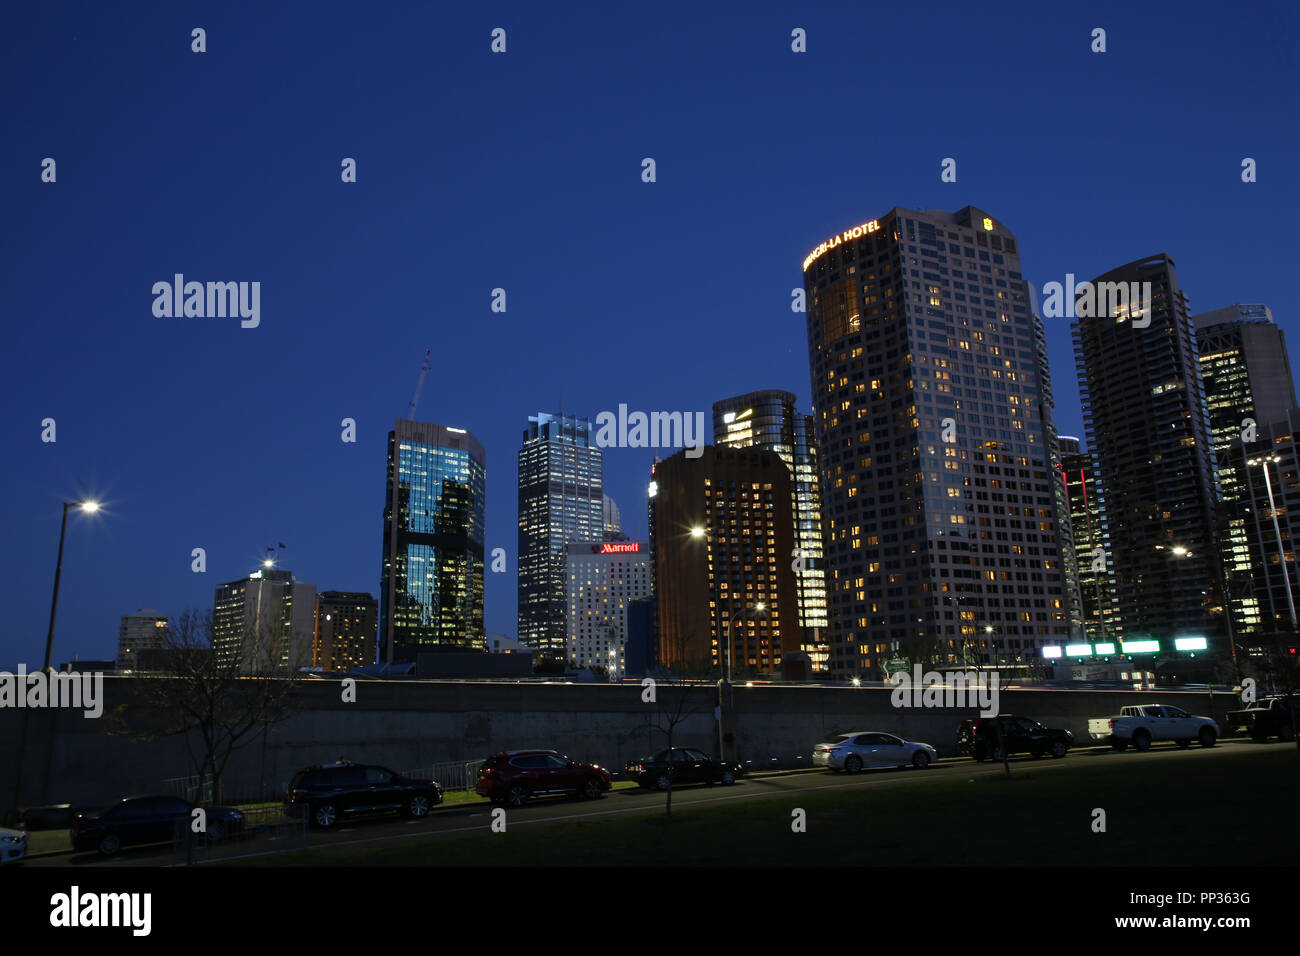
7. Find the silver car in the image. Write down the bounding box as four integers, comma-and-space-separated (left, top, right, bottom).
813, 732, 937, 772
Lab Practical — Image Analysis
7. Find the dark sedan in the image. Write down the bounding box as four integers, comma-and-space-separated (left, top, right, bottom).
72, 795, 245, 855
956, 715, 1074, 761
626, 747, 742, 790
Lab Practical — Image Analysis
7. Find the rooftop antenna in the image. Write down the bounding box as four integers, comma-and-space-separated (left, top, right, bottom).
407, 347, 431, 420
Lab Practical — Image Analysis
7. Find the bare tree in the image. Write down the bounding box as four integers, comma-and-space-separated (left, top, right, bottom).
643, 623, 716, 820
109, 608, 306, 803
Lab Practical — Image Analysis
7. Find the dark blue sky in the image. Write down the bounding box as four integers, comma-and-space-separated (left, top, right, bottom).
3, 1, 1296, 668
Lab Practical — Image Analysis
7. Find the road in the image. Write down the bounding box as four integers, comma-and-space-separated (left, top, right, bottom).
20, 738, 1285, 867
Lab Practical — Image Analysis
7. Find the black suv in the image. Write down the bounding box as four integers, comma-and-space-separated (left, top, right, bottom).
287, 762, 443, 828
956, 715, 1073, 761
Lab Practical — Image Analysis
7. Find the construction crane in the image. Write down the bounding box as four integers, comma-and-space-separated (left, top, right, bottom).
407, 347, 431, 419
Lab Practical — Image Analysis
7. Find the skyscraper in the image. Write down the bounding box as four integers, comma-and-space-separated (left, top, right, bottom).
116, 609, 168, 671
380, 419, 486, 663
1072, 254, 1221, 648
314, 590, 378, 673
712, 389, 829, 672
517, 413, 604, 658
212, 567, 316, 671
564, 539, 652, 672
1058, 438, 1119, 642
1194, 303, 1296, 639
653, 445, 797, 676
802, 205, 1070, 678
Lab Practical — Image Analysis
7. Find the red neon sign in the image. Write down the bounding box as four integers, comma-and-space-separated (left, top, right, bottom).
599, 542, 640, 553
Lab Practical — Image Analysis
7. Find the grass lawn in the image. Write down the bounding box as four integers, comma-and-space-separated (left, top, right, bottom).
227, 749, 1300, 867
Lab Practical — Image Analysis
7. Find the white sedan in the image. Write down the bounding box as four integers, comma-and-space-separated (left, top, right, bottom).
0, 827, 28, 864
813, 732, 937, 772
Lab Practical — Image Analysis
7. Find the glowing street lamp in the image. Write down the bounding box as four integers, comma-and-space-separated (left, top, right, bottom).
43, 500, 101, 673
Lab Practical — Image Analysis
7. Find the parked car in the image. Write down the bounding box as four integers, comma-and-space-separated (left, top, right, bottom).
476, 750, 611, 807
72, 795, 245, 856
287, 762, 443, 828
1225, 695, 1297, 741
956, 715, 1073, 761
0, 827, 28, 864
1088, 704, 1219, 751
812, 732, 937, 772
18, 804, 85, 831
625, 748, 743, 790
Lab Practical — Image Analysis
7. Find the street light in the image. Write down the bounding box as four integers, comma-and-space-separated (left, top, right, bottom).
43, 499, 101, 673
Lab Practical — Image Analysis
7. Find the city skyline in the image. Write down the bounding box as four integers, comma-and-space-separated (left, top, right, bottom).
5, 3, 1296, 669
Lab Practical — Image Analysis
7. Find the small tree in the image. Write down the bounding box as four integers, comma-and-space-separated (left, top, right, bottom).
110, 608, 306, 803
644, 623, 716, 820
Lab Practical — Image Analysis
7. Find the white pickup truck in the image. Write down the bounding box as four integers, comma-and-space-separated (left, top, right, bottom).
1088, 704, 1220, 751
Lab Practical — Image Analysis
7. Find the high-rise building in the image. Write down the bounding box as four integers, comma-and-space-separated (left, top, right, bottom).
653, 445, 797, 676
801, 206, 1070, 677
712, 389, 829, 671
212, 567, 316, 671
314, 591, 378, 673
380, 419, 486, 663
602, 494, 623, 537
1058, 438, 1120, 642
517, 413, 604, 658
564, 539, 652, 672
1194, 304, 1296, 640
1072, 254, 1221, 647
116, 609, 168, 671
1226, 409, 1300, 648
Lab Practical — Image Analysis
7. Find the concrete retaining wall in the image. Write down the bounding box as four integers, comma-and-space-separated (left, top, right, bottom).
1, 677, 1239, 810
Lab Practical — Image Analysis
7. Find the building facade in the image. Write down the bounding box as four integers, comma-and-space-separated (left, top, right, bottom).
381, 419, 486, 663
1058, 438, 1120, 643
517, 413, 605, 658
564, 539, 652, 673
313, 591, 378, 673
713, 390, 830, 672
802, 205, 1070, 677
1073, 254, 1223, 649
1194, 304, 1296, 641
212, 567, 316, 671
116, 609, 168, 671
653, 445, 797, 676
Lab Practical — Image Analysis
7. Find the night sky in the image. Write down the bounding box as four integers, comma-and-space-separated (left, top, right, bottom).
3, 1, 1296, 669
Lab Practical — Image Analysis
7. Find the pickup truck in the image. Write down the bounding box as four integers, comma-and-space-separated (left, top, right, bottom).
1088, 704, 1219, 751
1225, 695, 1297, 741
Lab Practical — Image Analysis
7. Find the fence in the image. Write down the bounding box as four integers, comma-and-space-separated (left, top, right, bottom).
401, 759, 484, 793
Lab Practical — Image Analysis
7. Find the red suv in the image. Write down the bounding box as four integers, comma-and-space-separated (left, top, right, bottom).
476, 750, 611, 807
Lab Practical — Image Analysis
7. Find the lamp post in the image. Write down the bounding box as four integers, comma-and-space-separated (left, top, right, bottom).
718, 601, 765, 763
42, 500, 100, 673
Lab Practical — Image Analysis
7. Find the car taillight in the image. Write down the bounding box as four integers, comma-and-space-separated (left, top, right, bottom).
291, 789, 308, 800
1107, 719, 1114, 730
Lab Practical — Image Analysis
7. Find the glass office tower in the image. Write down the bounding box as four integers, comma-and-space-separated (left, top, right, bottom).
380, 419, 486, 663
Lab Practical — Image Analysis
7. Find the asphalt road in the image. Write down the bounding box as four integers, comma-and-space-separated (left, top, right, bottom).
20, 737, 1288, 867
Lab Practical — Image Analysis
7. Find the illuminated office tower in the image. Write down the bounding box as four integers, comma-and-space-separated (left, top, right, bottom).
564, 540, 652, 671
1194, 304, 1296, 639
380, 419, 486, 663
802, 206, 1071, 678
517, 413, 604, 658
212, 567, 316, 671
314, 591, 378, 673
653, 445, 798, 676
1058, 438, 1119, 642
1072, 254, 1220, 647
712, 390, 829, 672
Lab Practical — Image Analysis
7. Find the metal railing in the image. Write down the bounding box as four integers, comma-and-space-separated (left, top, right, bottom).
171, 805, 308, 865
401, 759, 483, 793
